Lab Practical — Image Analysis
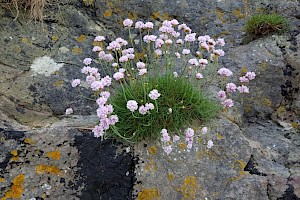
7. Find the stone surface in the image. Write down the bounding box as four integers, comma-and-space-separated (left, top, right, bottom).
0, 0, 299, 199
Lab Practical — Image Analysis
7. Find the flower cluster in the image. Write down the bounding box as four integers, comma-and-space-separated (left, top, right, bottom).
66, 17, 257, 153
217, 67, 256, 108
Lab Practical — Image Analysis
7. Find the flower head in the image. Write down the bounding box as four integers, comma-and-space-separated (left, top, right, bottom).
226, 83, 237, 93
218, 68, 233, 77
94, 36, 105, 42
217, 90, 226, 100
245, 72, 256, 80
83, 58, 92, 65
123, 19, 133, 27
127, 100, 138, 112
207, 140, 214, 149
71, 79, 81, 87
65, 108, 73, 115
222, 99, 234, 108
149, 89, 161, 100
201, 127, 208, 134
237, 85, 250, 93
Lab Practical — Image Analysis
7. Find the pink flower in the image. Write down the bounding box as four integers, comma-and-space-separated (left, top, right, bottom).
199, 59, 208, 68
155, 49, 162, 56
176, 39, 184, 44
217, 90, 226, 100
187, 143, 193, 149
109, 115, 119, 125
245, 72, 256, 80
170, 19, 179, 25
162, 145, 172, 154
92, 46, 102, 52
222, 99, 234, 108
145, 103, 154, 110
86, 75, 96, 84
184, 33, 196, 42
196, 73, 203, 79
185, 128, 194, 138
149, 89, 161, 100
113, 72, 124, 81
200, 42, 209, 51
119, 55, 129, 62
144, 22, 154, 29
139, 105, 148, 115
127, 100, 138, 112
182, 49, 190, 55
136, 62, 146, 69
155, 39, 164, 48
81, 66, 90, 74
217, 68, 233, 77
116, 38, 128, 46
127, 54, 135, 60
118, 68, 126, 73
91, 81, 104, 91
138, 68, 147, 76
143, 35, 157, 43
98, 51, 105, 60
174, 52, 181, 58
100, 91, 110, 98
173, 72, 178, 77
207, 140, 214, 149
92, 125, 104, 138
135, 21, 145, 29
188, 58, 199, 66
71, 79, 81, 87
101, 76, 112, 87
237, 85, 249, 93
104, 54, 114, 62
107, 41, 121, 51
207, 39, 216, 47
94, 36, 105, 42
217, 38, 225, 46
123, 18, 133, 27
173, 135, 180, 142
201, 127, 208, 134
239, 76, 249, 83
198, 36, 207, 43
65, 108, 73, 115
226, 83, 237, 93
159, 34, 168, 40
172, 31, 180, 38
112, 63, 118, 67
213, 49, 225, 57
83, 58, 92, 65
165, 39, 173, 45
96, 97, 108, 106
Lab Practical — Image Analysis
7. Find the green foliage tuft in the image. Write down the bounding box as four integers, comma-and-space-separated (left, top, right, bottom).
244, 13, 289, 42
110, 75, 221, 142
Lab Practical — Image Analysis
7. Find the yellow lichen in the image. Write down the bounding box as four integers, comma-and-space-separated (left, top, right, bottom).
51, 36, 59, 42
151, 12, 161, 20
72, 47, 82, 54
0, 178, 5, 183
46, 150, 61, 160
21, 37, 30, 44
83, 0, 94, 6
11, 156, 19, 161
92, 41, 103, 47
167, 173, 174, 181
232, 9, 246, 19
145, 159, 157, 172
53, 80, 64, 87
216, 133, 224, 139
178, 143, 187, 150
149, 146, 157, 155
41, 193, 47, 199
228, 160, 247, 182
137, 188, 160, 200
240, 67, 248, 75
10, 150, 18, 156
291, 122, 299, 129
216, 9, 226, 23
2, 174, 25, 199
179, 176, 199, 200
260, 97, 272, 107
127, 12, 137, 21
76, 35, 87, 42
103, 9, 113, 17
24, 137, 34, 144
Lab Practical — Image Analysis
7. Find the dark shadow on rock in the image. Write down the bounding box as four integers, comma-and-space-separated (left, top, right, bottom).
74, 131, 135, 200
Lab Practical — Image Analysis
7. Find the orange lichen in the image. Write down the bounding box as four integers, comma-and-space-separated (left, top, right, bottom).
179, 176, 199, 200
2, 174, 25, 199
103, 9, 112, 17
145, 159, 157, 172
36, 164, 61, 175
47, 150, 61, 160
24, 137, 34, 144
137, 188, 160, 200
76, 35, 87, 42
149, 146, 157, 155
0, 178, 4, 183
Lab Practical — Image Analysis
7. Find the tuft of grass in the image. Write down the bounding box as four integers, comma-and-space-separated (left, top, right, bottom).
110, 75, 221, 142
244, 13, 289, 42
0, 0, 52, 21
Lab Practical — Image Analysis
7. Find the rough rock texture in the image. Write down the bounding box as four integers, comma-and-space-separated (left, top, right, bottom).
0, 0, 299, 199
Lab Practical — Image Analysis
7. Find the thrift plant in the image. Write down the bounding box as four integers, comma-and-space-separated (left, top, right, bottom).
67, 19, 256, 153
